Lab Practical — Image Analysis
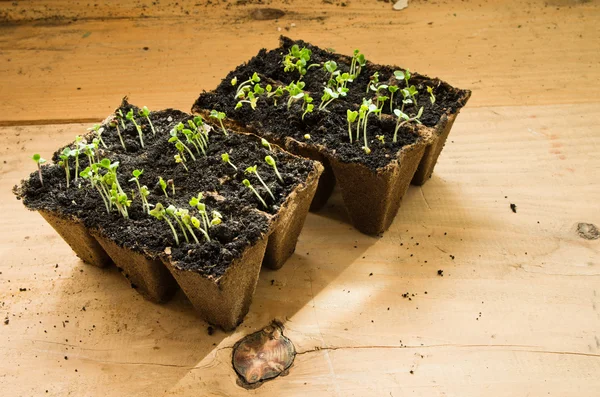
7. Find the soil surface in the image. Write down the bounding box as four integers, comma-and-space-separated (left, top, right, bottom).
15, 99, 315, 278
193, 36, 471, 170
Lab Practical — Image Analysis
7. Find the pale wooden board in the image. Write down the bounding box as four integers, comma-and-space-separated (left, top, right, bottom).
1, 103, 599, 396
1, 0, 599, 124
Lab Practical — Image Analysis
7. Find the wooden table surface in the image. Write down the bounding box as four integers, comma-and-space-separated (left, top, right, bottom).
1, 0, 599, 395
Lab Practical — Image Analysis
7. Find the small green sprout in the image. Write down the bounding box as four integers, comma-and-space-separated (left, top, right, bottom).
126, 109, 144, 148
243, 179, 267, 209
139, 106, 156, 136
32, 153, 46, 186
360, 99, 381, 154
149, 203, 179, 246
116, 109, 126, 129
211, 211, 223, 226
302, 103, 314, 120
158, 176, 168, 197
245, 165, 274, 201
233, 72, 261, 99
109, 118, 126, 149
129, 169, 150, 214
89, 125, 107, 148
394, 69, 418, 106
209, 110, 228, 136
235, 91, 258, 110
109, 182, 131, 219
166, 204, 189, 243
349, 49, 366, 78
221, 152, 238, 171
319, 86, 348, 110
323, 60, 338, 82
265, 155, 284, 184
282, 45, 319, 79
58, 147, 73, 187
261, 138, 272, 151
174, 154, 188, 172
304, 134, 311, 140
376, 135, 385, 144
388, 85, 399, 113
268, 86, 285, 107
393, 106, 424, 143
427, 86, 436, 104
169, 128, 196, 161
346, 110, 358, 143
366, 72, 379, 94
176, 208, 200, 244
284, 81, 306, 110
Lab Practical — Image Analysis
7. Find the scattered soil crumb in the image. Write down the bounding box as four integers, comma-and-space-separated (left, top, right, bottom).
437, 269, 444, 277
510, 203, 517, 213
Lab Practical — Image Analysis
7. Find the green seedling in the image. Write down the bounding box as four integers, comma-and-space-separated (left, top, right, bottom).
149, 203, 179, 246
261, 138, 272, 151
89, 124, 107, 148
284, 81, 306, 110
302, 103, 314, 120
367, 72, 380, 94
126, 109, 144, 148
32, 154, 46, 186
176, 208, 200, 244
186, 118, 209, 156
158, 176, 168, 197
388, 85, 399, 113
109, 182, 131, 219
393, 106, 424, 143
376, 94, 389, 118
319, 86, 349, 110
80, 166, 110, 213
349, 49, 366, 78
243, 179, 267, 209
282, 45, 319, 79
376, 135, 385, 144
188, 193, 213, 241
233, 72, 261, 99
129, 169, 150, 214
352, 99, 380, 154
174, 154, 188, 172
245, 165, 274, 200
166, 204, 189, 243
427, 86, 436, 104
267, 86, 285, 107
346, 110, 358, 143
323, 60, 338, 83
169, 127, 196, 161
211, 211, 223, 226
58, 147, 73, 187
304, 134, 311, 140
116, 109, 126, 129
265, 155, 283, 184
235, 91, 258, 110
209, 110, 228, 136
139, 106, 156, 136
221, 152, 238, 171
394, 69, 418, 106
109, 118, 126, 149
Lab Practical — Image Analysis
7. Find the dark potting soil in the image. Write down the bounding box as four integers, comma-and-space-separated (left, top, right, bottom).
15, 99, 315, 278
193, 36, 470, 170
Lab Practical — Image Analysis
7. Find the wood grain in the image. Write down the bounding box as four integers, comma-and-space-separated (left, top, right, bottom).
1, 0, 599, 395
1, 0, 599, 124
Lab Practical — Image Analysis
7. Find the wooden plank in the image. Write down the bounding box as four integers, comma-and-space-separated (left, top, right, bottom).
1, 103, 599, 395
1, 0, 599, 124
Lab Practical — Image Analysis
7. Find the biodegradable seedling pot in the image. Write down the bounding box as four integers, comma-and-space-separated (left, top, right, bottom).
15, 100, 322, 330
38, 210, 112, 268
193, 36, 471, 234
